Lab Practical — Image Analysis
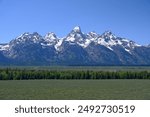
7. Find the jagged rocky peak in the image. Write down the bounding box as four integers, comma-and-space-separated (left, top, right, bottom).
101, 30, 116, 39
103, 30, 113, 35
65, 26, 85, 42
126, 40, 141, 48
10, 32, 43, 45
17, 32, 30, 38
45, 32, 57, 40
32, 32, 40, 35
72, 26, 82, 33
32, 32, 43, 39
17, 32, 41, 39
43, 32, 58, 45
88, 31, 99, 38
22, 32, 30, 35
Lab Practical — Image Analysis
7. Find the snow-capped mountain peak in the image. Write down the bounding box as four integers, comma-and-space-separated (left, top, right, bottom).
72, 26, 81, 33
88, 32, 99, 38
65, 26, 85, 43
101, 31, 116, 39
17, 32, 30, 39
32, 32, 43, 42
41, 32, 59, 47
9, 32, 43, 48
103, 30, 113, 35
44, 32, 57, 41
16, 32, 42, 41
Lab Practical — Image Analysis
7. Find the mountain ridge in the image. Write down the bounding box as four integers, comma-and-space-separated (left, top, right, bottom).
0, 26, 150, 66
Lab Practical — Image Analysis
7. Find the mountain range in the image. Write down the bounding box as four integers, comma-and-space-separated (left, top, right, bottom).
0, 26, 150, 66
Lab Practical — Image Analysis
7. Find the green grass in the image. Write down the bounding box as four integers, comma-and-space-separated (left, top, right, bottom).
0, 80, 150, 100
1, 66, 150, 71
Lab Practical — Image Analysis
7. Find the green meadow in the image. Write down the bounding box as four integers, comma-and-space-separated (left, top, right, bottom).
0, 80, 149, 100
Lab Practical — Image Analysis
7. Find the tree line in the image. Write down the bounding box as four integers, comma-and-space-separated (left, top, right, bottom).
0, 68, 150, 80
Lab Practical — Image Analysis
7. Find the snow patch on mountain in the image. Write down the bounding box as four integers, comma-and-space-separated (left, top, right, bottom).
55, 39, 63, 51
124, 48, 132, 54
0, 44, 9, 51
66, 37, 75, 42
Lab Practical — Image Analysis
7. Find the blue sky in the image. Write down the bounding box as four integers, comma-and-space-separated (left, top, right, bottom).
0, 0, 150, 45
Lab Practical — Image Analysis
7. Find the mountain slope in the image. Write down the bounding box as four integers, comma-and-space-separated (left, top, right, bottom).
0, 26, 149, 66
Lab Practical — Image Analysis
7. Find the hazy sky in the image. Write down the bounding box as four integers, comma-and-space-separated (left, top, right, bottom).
0, 0, 150, 45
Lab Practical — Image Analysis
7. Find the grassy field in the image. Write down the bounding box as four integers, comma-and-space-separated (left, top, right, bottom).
0, 80, 149, 100
1, 66, 150, 71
